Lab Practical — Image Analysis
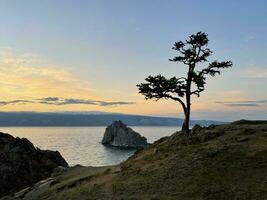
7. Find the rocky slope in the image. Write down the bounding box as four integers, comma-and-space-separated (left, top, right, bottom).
2, 120, 267, 200
0, 132, 68, 198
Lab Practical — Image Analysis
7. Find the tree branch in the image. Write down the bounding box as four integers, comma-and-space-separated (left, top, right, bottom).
164, 94, 187, 114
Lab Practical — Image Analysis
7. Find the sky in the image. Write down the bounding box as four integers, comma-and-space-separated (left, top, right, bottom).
0, 0, 266, 121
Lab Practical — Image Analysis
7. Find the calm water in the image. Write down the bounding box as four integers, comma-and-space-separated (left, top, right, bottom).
0, 126, 180, 166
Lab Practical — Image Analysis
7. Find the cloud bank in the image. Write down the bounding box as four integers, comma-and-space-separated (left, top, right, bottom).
0, 100, 34, 106
216, 100, 267, 107
0, 97, 134, 107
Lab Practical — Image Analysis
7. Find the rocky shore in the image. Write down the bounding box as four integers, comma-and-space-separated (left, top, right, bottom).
0, 132, 68, 198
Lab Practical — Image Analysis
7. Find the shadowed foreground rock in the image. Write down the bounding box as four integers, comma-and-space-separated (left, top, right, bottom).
102, 120, 148, 148
0, 132, 68, 197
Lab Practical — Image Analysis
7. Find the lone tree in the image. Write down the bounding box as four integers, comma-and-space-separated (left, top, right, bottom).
137, 32, 232, 132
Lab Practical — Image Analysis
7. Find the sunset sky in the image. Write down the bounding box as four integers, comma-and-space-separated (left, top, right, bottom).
0, 0, 266, 121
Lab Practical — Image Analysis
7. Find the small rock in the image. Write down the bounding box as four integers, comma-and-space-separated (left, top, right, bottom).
236, 136, 249, 142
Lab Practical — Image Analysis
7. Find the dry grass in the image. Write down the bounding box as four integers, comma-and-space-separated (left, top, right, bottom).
6, 121, 267, 200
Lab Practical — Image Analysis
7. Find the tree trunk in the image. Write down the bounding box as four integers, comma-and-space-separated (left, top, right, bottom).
182, 106, 190, 132
182, 66, 193, 133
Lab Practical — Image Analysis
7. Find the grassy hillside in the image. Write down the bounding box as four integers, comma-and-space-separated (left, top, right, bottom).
3, 121, 267, 200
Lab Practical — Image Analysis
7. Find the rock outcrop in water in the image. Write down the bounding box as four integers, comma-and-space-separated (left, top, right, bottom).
0, 132, 68, 197
102, 120, 148, 148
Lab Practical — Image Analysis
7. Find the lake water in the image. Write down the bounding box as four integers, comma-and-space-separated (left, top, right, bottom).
0, 126, 180, 166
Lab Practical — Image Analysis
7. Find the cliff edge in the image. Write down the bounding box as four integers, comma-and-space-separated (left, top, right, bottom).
0, 132, 68, 198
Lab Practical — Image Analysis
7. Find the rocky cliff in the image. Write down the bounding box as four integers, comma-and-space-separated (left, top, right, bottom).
102, 120, 148, 148
0, 132, 68, 197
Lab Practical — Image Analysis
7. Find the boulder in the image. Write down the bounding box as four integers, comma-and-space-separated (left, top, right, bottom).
0, 132, 68, 197
102, 121, 148, 148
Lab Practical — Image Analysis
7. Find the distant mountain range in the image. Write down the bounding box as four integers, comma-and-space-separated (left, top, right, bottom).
0, 112, 225, 127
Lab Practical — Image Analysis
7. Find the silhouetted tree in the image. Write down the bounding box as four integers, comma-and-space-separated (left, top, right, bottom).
137, 32, 232, 132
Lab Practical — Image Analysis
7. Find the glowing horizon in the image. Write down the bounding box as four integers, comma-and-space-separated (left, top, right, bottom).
0, 1, 266, 121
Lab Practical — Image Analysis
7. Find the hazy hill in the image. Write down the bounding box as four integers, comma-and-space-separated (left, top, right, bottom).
0, 112, 223, 126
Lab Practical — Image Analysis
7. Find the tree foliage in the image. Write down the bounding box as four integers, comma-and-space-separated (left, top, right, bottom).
137, 32, 232, 131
